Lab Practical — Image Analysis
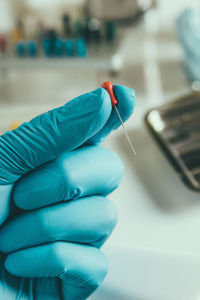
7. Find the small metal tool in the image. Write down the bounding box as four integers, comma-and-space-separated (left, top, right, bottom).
101, 81, 136, 155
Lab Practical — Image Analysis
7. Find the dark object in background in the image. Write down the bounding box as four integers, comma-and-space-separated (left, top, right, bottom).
54, 38, 64, 57
62, 14, 71, 37
83, 18, 92, 42
87, 18, 102, 43
42, 29, 58, 57
87, 0, 157, 24
74, 20, 84, 38
105, 21, 117, 42
145, 93, 200, 192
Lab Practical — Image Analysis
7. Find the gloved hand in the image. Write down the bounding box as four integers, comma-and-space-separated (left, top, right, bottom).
176, 9, 200, 82
0, 85, 135, 300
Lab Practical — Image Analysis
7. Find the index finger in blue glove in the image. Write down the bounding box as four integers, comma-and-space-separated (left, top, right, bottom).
0, 86, 135, 185
0, 88, 112, 185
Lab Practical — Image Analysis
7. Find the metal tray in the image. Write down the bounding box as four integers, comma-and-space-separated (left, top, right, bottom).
145, 92, 200, 191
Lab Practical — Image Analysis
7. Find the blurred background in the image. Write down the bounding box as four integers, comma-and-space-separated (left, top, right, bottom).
1, 1, 200, 299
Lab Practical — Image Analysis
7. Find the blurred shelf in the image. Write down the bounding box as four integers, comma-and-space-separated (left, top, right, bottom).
0, 54, 123, 72
0, 30, 128, 73
0, 27, 134, 73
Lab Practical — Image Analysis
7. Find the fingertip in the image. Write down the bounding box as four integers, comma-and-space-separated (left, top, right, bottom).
4, 255, 14, 275
0, 87, 113, 185
88, 87, 112, 122
87, 84, 136, 144
13, 180, 27, 210
78, 87, 113, 141
113, 84, 136, 122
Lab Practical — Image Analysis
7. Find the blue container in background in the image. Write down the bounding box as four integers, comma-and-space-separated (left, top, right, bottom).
64, 39, 75, 57
16, 41, 26, 57
54, 38, 64, 57
76, 37, 87, 57
42, 37, 52, 57
28, 40, 38, 57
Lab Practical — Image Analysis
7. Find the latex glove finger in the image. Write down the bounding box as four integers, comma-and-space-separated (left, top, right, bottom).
0, 185, 13, 226
87, 85, 136, 144
34, 278, 61, 300
0, 253, 32, 299
13, 145, 123, 210
0, 252, 60, 300
5, 242, 108, 300
0, 196, 117, 253
0, 88, 112, 185
0, 86, 135, 185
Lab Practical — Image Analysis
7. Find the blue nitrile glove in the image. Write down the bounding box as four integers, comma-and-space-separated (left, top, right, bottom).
176, 9, 200, 82
0, 85, 136, 300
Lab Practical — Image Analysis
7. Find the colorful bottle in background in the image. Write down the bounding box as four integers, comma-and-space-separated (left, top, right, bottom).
54, 38, 64, 57
16, 41, 26, 57
76, 37, 87, 57
42, 37, 52, 57
62, 14, 71, 37
27, 40, 38, 57
64, 39, 75, 57
42, 29, 57, 57
0, 35, 7, 54
12, 28, 22, 44
11, 20, 24, 45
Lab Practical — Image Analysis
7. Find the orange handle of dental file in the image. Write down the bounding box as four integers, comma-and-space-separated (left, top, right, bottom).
101, 81, 118, 107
